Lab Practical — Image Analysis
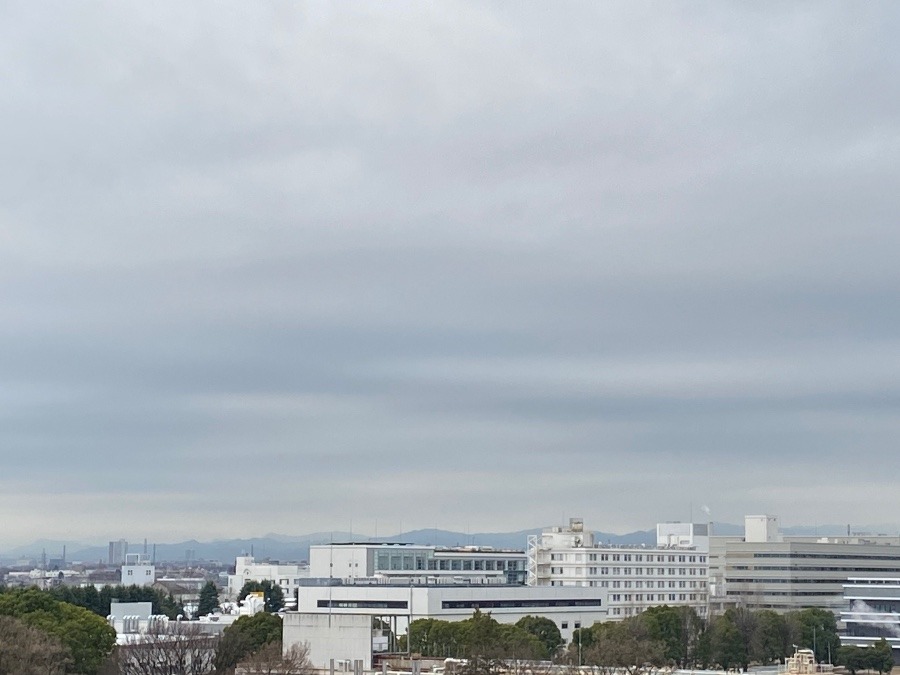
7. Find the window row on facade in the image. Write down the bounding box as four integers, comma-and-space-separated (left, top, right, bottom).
374, 554, 523, 572
548, 566, 706, 576
549, 553, 706, 563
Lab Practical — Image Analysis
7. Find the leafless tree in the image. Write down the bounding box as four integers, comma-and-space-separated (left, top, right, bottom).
117, 622, 220, 675
0, 616, 72, 675
235, 642, 314, 675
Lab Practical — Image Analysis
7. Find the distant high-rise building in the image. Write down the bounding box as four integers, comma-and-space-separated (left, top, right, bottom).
108, 539, 128, 566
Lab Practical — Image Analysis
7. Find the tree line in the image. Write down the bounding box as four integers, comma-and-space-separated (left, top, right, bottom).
569, 606, 839, 671
403, 611, 563, 660
0, 585, 305, 675
404, 605, 893, 675
573, 606, 890, 674
46, 583, 183, 619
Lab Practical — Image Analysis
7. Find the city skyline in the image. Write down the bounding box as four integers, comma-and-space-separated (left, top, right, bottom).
1, 3, 899, 544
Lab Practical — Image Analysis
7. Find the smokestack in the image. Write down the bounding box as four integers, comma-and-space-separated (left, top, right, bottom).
848, 524, 851, 536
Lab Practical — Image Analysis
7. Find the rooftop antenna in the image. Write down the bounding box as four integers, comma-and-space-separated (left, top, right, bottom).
328, 538, 333, 627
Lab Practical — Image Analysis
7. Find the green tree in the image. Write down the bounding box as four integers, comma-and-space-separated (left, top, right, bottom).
405, 612, 541, 660
838, 646, 868, 675
0, 588, 117, 675
786, 608, 840, 664
694, 625, 713, 669
753, 610, 790, 664
51, 584, 182, 619
837, 638, 894, 675
640, 605, 703, 667
459, 609, 504, 658
868, 639, 894, 675
239, 580, 285, 613
570, 626, 595, 658
406, 618, 464, 657
515, 615, 563, 659
496, 623, 543, 660
581, 619, 665, 675
215, 612, 284, 673
197, 581, 220, 617
710, 609, 755, 672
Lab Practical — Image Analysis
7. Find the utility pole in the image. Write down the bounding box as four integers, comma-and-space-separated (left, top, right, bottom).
578, 624, 583, 667
813, 625, 817, 660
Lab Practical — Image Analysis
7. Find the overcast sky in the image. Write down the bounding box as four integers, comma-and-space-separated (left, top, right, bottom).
1, 2, 898, 547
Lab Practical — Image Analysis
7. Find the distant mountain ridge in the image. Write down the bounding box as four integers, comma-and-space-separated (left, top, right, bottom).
0, 522, 881, 564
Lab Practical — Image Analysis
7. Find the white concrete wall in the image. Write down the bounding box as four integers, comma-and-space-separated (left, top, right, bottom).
745, 515, 780, 543
283, 612, 372, 671
121, 563, 155, 586
309, 546, 373, 579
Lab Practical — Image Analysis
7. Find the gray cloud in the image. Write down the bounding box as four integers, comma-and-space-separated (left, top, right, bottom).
0, 2, 898, 545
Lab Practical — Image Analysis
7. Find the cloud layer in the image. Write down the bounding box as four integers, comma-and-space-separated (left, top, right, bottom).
1, 2, 899, 545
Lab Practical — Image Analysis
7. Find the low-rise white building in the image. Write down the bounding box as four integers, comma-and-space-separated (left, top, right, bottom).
293, 579, 607, 644
283, 612, 375, 672
226, 556, 309, 599
527, 519, 709, 620
309, 543, 527, 585
121, 553, 156, 587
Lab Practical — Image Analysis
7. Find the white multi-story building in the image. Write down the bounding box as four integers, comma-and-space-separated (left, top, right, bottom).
292, 579, 607, 645
226, 556, 309, 599
527, 519, 709, 620
711, 516, 900, 614
308, 543, 527, 585
121, 553, 156, 587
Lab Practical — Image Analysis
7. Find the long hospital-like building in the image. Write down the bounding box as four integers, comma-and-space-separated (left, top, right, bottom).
710, 516, 900, 613
527, 518, 710, 620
